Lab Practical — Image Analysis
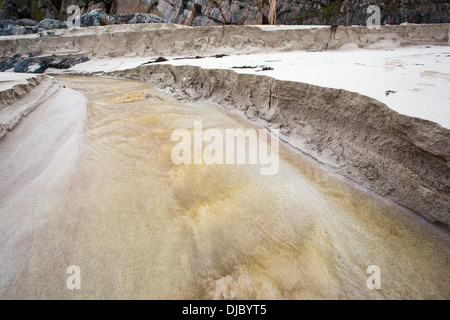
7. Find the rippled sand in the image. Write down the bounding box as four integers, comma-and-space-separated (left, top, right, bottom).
0, 76, 448, 299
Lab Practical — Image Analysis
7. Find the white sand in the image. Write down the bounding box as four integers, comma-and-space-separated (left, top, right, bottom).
0, 73, 38, 91
0, 86, 87, 203
66, 44, 450, 128
163, 45, 450, 129
55, 56, 152, 74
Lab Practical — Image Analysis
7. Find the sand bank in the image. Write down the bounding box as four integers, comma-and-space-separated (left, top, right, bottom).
104, 64, 450, 230
0, 74, 60, 139
66, 45, 450, 129
0, 76, 448, 299
0, 23, 448, 59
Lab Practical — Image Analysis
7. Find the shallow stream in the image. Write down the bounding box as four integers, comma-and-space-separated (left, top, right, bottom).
0, 76, 448, 299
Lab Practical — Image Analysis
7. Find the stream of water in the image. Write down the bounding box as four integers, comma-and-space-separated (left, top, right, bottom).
0, 76, 448, 299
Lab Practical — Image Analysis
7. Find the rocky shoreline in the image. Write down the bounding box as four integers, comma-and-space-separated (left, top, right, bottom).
0, 53, 89, 73
1, 1, 449, 27
0, 9, 166, 36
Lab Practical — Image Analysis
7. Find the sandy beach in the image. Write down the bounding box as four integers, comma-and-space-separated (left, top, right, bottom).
0, 22, 449, 300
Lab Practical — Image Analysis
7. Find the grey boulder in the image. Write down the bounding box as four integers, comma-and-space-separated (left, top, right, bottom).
13, 60, 48, 74
81, 9, 108, 27
37, 19, 68, 30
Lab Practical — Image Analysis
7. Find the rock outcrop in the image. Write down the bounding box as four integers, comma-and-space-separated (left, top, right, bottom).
0, 18, 38, 35
0, 53, 89, 73
2, 0, 32, 20
79, 9, 167, 26
2, 0, 449, 26
0, 9, 167, 35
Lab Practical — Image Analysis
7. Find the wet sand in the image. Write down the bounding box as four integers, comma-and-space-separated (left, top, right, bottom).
0, 76, 448, 299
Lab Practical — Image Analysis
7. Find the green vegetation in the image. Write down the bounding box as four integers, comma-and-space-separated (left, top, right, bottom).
0, 0, 4, 11
31, 0, 45, 21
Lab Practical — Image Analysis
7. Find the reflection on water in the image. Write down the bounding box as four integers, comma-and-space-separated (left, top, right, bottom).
0, 76, 448, 299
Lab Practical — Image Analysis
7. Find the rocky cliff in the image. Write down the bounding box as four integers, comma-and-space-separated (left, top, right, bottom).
2, 0, 450, 25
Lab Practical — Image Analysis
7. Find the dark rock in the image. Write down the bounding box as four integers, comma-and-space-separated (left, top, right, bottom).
0, 53, 88, 74
47, 60, 64, 68
3, 0, 32, 20
385, 90, 397, 96
37, 0, 63, 20
232, 66, 258, 69
24, 25, 38, 33
2, 0, 449, 30
81, 9, 108, 27
105, 14, 133, 25
101, 12, 168, 25
0, 54, 21, 72
75, 56, 90, 64
48, 56, 90, 69
0, 19, 17, 29
40, 57, 54, 66
155, 57, 168, 63
128, 13, 167, 24
192, 15, 219, 26
16, 18, 37, 27
37, 19, 68, 30
0, 25, 27, 36
13, 60, 47, 73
